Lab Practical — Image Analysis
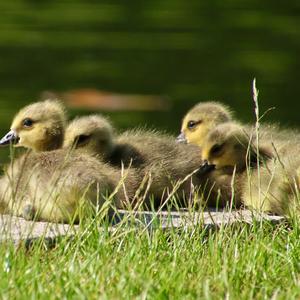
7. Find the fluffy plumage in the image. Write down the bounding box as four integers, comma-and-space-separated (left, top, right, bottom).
0, 102, 138, 222
242, 142, 300, 215
0, 149, 137, 222
64, 115, 222, 208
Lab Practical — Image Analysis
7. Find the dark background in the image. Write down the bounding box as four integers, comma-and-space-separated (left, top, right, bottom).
0, 0, 299, 160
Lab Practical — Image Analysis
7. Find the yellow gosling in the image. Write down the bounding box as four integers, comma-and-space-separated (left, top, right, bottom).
0, 99, 66, 151
64, 115, 219, 208
177, 101, 232, 147
0, 103, 138, 222
200, 122, 273, 207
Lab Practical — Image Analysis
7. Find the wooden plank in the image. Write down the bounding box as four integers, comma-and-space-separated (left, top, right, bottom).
0, 210, 284, 247
0, 214, 78, 247
111, 209, 284, 230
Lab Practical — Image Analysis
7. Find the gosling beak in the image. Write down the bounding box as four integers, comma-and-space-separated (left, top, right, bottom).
0, 130, 19, 146
176, 132, 187, 143
197, 160, 215, 176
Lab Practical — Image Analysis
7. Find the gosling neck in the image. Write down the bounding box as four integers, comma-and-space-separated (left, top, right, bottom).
33, 131, 64, 152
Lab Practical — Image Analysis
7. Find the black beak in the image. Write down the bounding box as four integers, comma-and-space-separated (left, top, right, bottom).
197, 160, 216, 176
0, 130, 19, 146
176, 132, 187, 143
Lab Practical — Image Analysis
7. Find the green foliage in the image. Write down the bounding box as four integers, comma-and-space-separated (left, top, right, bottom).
0, 0, 300, 138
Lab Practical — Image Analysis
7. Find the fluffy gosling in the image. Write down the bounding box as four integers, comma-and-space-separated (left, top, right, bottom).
199, 122, 273, 206
177, 101, 232, 146
0, 99, 66, 151
0, 101, 137, 222
63, 115, 214, 208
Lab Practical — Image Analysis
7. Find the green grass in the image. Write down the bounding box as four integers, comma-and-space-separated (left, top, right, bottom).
1, 216, 300, 299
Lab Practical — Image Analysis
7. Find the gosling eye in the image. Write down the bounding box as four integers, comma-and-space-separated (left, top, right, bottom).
187, 120, 202, 130
210, 143, 224, 156
76, 134, 91, 145
22, 118, 34, 128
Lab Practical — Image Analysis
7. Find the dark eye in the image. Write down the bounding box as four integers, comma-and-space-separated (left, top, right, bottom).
76, 134, 91, 145
22, 118, 33, 128
210, 144, 224, 156
187, 120, 201, 130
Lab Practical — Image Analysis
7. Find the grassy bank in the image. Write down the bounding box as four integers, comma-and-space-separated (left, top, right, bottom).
1, 216, 300, 299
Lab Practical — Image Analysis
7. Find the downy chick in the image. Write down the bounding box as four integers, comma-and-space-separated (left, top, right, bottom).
0, 99, 66, 151
177, 101, 233, 146
199, 122, 273, 207
63, 115, 129, 164
0, 101, 137, 221
64, 115, 216, 208
176, 101, 300, 152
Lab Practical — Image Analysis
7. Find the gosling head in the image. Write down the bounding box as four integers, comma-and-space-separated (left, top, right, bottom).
63, 115, 115, 158
201, 122, 273, 172
177, 101, 233, 147
0, 99, 66, 152
201, 123, 260, 173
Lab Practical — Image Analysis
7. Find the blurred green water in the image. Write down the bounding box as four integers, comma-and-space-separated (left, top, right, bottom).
0, 0, 299, 163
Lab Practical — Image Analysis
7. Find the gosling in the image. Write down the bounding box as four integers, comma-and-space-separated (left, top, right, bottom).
0, 99, 66, 151
199, 122, 273, 207
177, 101, 300, 152
200, 122, 300, 215
177, 101, 232, 146
0, 101, 137, 222
63, 115, 216, 208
